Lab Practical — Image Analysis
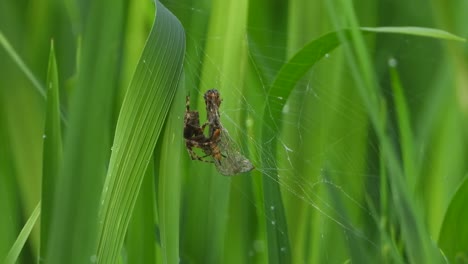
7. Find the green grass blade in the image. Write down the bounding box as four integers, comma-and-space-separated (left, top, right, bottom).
0, 30, 45, 98
261, 30, 345, 264
262, 25, 464, 264
0, 31, 69, 126
268, 27, 465, 109
126, 160, 157, 264
324, 170, 371, 264
39, 40, 63, 260
372, 100, 407, 264
438, 176, 468, 263
259, 161, 291, 264
361, 27, 466, 42
267, 31, 342, 111
3, 202, 40, 264
327, 2, 446, 262
0, 91, 21, 262
158, 84, 184, 264
44, 0, 126, 262
96, 1, 185, 262
389, 65, 417, 192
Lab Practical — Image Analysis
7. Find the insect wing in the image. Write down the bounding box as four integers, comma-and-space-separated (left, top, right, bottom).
214, 128, 254, 176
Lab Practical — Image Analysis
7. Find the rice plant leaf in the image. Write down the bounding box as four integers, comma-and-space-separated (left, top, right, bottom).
0, 32, 69, 125
261, 29, 345, 264
0, 113, 18, 262
324, 170, 371, 264
262, 26, 464, 264
45, 0, 125, 261
3, 202, 40, 264
158, 84, 184, 264
40, 40, 63, 259
268, 27, 465, 115
259, 157, 291, 264
0, 30, 45, 98
389, 66, 417, 191
96, 1, 185, 263
438, 176, 468, 263
361, 27, 466, 42
126, 160, 158, 264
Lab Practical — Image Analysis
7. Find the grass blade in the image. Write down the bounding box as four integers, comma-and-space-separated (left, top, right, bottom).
39, 40, 63, 260
389, 65, 417, 192
158, 84, 184, 264
0, 88, 21, 262
126, 160, 158, 264
3, 202, 40, 264
261, 30, 345, 264
262, 25, 464, 264
268, 27, 465, 110
0, 30, 45, 98
361, 27, 466, 42
44, 0, 125, 262
327, 2, 446, 262
96, 1, 185, 262
438, 176, 468, 263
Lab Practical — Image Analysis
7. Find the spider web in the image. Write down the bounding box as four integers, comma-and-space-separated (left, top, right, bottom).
164, 0, 377, 256
159, 0, 441, 262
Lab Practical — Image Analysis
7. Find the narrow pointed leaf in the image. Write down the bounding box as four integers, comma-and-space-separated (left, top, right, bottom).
438, 176, 468, 263
96, 1, 185, 262
3, 202, 40, 264
262, 26, 464, 264
40, 40, 63, 259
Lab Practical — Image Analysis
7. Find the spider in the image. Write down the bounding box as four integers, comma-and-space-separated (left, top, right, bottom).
183, 93, 223, 163
183, 89, 254, 176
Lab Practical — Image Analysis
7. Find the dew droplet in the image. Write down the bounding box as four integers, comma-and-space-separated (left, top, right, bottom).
42, 134, 47, 139
246, 118, 254, 127
388, 57, 397, 68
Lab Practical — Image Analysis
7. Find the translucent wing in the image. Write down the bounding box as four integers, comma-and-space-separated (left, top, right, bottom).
213, 127, 254, 176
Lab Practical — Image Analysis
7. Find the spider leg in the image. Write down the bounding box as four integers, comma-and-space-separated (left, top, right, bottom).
186, 147, 214, 163
186, 95, 191, 111
185, 140, 214, 163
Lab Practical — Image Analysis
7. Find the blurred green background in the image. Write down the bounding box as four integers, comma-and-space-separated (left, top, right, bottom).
1, 0, 467, 263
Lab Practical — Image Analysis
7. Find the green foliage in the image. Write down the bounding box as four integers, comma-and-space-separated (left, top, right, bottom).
96, 2, 185, 263
45, 0, 126, 261
1, 0, 467, 263
40, 39, 63, 259
3, 203, 40, 264
439, 176, 468, 263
